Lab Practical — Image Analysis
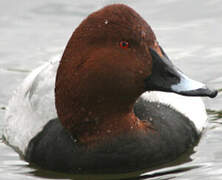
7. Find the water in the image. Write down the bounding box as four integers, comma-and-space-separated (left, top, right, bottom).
0, 0, 222, 179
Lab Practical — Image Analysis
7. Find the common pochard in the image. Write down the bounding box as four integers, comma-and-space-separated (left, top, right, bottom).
3, 4, 217, 173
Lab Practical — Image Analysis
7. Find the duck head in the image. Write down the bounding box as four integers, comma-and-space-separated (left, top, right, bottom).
55, 4, 217, 144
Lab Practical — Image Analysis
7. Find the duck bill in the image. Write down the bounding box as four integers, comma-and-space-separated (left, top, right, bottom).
145, 47, 217, 98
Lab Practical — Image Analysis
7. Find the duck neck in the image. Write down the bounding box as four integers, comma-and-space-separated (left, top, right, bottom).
57, 94, 148, 145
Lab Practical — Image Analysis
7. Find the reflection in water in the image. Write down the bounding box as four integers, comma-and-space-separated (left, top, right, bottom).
24, 147, 195, 180
27, 163, 200, 180
27, 164, 198, 180
207, 109, 222, 121
4, 68, 30, 73
129, 166, 200, 180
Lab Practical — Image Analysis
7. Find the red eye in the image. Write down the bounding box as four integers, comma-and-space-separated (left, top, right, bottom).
120, 41, 129, 49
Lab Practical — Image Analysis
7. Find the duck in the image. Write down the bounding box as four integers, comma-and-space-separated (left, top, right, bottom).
3, 4, 217, 173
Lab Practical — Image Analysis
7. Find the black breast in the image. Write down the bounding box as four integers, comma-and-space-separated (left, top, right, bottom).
25, 97, 199, 173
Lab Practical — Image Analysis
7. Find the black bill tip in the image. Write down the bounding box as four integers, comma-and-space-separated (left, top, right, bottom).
209, 89, 218, 98
179, 88, 218, 98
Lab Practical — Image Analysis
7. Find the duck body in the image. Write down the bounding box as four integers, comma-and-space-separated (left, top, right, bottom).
25, 99, 198, 173
3, 4, 217, 173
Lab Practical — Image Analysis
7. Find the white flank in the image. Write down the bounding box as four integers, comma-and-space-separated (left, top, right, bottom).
3, 55, 60, 155
142, 91, 207, 133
